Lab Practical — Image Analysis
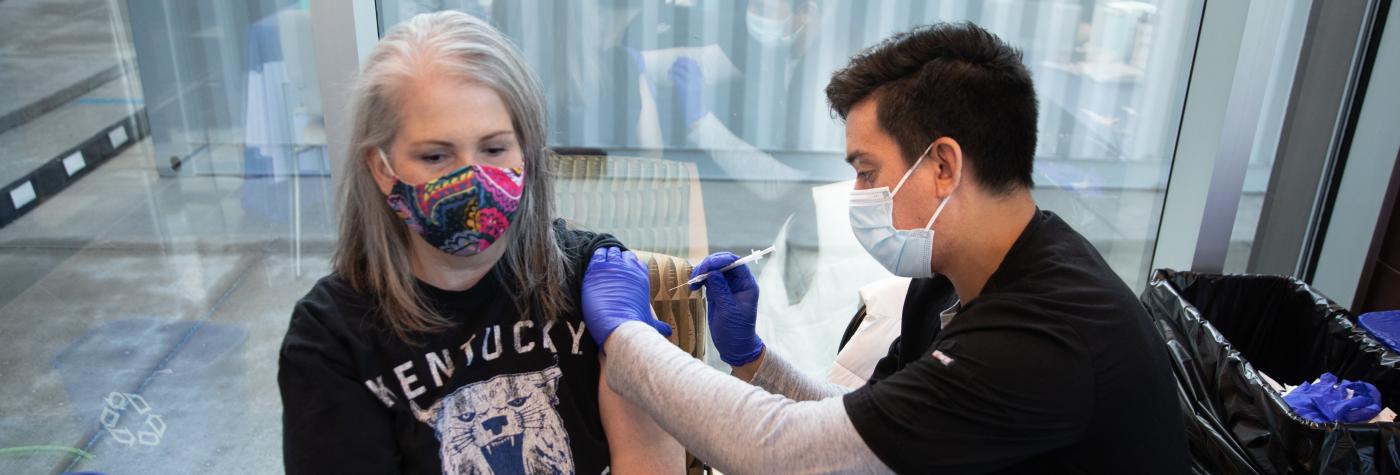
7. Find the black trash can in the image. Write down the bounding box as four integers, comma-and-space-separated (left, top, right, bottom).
1141, 269, 1400, 474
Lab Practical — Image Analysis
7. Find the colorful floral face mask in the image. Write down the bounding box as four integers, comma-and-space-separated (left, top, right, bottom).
379, 148, 524, 256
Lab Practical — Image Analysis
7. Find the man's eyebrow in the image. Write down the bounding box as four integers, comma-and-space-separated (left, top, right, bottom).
845, 149, 866, 165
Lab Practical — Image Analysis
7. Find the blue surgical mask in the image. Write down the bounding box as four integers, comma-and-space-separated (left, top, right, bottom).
848, 143, 953, 278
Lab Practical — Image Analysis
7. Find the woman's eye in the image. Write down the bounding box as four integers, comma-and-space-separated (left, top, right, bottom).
482, 146, 509, 157
420, 153, 450, 164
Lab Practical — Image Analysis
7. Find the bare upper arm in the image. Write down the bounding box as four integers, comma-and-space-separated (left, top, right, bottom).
597, 355, 686, 475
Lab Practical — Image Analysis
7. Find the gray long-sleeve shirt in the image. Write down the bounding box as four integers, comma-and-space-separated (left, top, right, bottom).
749, 344, 852, 402
605, 322, 894, 474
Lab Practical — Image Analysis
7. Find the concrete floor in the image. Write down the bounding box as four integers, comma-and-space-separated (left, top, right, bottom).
0, 78, 145, 189
0, 0, 136, 133
0, 138, 334, 474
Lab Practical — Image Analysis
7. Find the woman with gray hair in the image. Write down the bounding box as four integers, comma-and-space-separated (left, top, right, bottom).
278, 11, 682, 474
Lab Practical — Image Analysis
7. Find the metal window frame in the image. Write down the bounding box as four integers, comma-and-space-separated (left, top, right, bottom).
1150, 0, 1257, 275
1153, 0, 1392, 290
1249, 0, 1391, 281
1312, 0, 1398, 309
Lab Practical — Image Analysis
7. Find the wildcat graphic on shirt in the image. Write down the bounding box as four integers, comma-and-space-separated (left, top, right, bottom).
411, 366, 575, 474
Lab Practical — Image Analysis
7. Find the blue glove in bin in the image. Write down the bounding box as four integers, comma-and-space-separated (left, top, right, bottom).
1282, 372, 1383, 424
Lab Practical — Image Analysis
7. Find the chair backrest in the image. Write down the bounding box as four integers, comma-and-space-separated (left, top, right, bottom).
634, 250, 706, 359
552, 154, 709, 263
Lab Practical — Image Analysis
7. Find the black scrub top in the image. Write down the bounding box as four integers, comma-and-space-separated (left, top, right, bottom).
845, 210, 1188, 474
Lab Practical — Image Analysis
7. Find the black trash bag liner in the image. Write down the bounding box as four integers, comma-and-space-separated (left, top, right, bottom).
1141, 269, 1400, 474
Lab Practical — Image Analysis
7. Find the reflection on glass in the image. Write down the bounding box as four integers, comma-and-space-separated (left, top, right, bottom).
1223, 0, 1313, 274
379, 0, 1206, 375
0, 0, 329, 473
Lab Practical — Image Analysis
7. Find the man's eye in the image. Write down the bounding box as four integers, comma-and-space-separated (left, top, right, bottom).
857, 171, 875, 184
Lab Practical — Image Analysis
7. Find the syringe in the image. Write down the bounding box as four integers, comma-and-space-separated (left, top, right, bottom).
671, 246, 776, 292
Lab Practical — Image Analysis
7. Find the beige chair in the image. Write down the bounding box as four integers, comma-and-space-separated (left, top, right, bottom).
634, 250, 707, 360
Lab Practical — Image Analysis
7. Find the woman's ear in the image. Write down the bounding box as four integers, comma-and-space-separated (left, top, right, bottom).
930, 137, 963, 199
368, 147, 396, 195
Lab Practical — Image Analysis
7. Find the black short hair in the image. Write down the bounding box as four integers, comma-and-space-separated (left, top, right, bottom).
826, 22, 1036, 194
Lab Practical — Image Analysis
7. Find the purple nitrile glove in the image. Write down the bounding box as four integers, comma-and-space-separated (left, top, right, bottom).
668, 56, 708, 126
581, 247, 673, 351
1282, 372, 1383, 423
690, 252, 764, 366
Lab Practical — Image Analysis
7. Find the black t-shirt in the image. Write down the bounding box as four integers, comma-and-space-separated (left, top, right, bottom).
844, 210, 1188, 474
279, 220, 621, 474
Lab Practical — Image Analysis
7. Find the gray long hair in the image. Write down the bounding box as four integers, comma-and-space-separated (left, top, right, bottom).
332, 11, 570, 343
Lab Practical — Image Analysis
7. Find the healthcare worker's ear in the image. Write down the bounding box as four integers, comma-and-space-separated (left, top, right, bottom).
368, 147, 396, 195
928, 136, 963, 200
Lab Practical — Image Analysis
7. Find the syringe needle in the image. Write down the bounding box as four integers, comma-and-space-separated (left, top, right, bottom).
667, 246, 775, 293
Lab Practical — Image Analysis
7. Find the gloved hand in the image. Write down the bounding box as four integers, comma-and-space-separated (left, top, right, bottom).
581, 247, 673, 351
668, 56, 708, 126
690, 252, 764, 366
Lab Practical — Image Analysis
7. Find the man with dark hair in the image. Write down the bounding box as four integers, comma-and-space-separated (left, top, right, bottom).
825, 22, 1038, 194
579, 22, 1188, 474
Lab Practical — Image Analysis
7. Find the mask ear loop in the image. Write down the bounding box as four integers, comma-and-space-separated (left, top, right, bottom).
924, 151, 962, 231
376, 148, 399, 180
925, 194, 951, 230
891, 142, 935, 196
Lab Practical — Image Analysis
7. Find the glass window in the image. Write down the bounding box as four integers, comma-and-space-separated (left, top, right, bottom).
0, 0, 1234, 469
0, 0, 326, 473
378, 0, 1207, 375
1222, 0, 1317, 274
